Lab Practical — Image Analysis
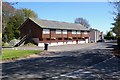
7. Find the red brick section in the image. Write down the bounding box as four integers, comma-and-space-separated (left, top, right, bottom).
20, 19, 90, 44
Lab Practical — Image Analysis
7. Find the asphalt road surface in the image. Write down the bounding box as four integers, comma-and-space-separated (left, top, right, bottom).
2, 41, 120, 80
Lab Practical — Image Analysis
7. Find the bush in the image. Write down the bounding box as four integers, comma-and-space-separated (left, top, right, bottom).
2, 42, 10, 47
24, 42, 37, 46
117, 36, 120, 47
2, 42, 5, 46
24, 39, 37, 46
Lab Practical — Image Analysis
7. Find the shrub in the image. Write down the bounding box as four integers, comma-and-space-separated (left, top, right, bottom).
24, 39, 37, 46
2, 42, 10, 47
24, 42, 37, 46
2, 42, 5, 46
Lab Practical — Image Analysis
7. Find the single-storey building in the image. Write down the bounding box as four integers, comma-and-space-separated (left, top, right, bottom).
89, 29, 104, 43
18, 17, 90, 47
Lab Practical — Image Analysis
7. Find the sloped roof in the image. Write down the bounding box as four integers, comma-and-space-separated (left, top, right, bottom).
27, 17, 89, 31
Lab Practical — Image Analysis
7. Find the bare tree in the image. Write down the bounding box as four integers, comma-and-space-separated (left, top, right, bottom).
74, 17, 90, 28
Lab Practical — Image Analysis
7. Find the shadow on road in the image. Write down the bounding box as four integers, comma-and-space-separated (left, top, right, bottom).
2, 47, 120, 79
105, 40, 120, 58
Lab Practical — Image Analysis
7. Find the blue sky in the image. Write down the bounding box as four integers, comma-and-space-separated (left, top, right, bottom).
12, 2, 115, 34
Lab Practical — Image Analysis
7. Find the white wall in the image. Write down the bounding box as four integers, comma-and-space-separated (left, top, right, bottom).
38, 43, 45, 47
85, 39, 89, 43
38, 40, 87, 47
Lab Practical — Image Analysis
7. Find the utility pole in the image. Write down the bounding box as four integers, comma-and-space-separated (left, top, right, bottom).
0, 0, 2, 39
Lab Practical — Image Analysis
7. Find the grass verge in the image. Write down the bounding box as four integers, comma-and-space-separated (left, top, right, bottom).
2, 50, 42, 60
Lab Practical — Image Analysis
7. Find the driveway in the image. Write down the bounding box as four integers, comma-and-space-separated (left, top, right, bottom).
2, 41, 120, 80
3, 43, 99, 52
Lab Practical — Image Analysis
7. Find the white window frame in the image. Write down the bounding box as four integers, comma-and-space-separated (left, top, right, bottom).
72, 30, 76, 34
56, 30, 61, 34
43, 29, 50, 34
63, 30, 67, 34
77, 31, 81, 34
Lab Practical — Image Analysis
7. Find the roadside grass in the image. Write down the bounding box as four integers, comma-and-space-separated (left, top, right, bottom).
2, 50, 42, 60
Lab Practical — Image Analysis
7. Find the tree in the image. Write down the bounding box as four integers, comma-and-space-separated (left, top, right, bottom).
7, 12, 24, 41
106, 31, 114, 37
19, 8, 38, 20
2, 2, 16, 33
112, 14, 120, 36
104, 31, 116, 40
3, 8, 38, 42
110, 1, 120, 46
2, 2, 17, 42
2, 3, 38, 42
74, 17, 90, 28
111, 1, 120, 36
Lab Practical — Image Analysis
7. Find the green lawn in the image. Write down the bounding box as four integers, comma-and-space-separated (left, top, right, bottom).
2, 50, 42, 60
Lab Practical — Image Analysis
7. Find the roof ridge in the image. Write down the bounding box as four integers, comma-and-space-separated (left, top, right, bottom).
28, 17, 89, 30
29, 17, 84, 26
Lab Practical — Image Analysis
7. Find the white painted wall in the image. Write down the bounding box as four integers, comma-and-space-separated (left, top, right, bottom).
72, 41, 76, 44
38, 40, 87, 47
67, 41, 73, 44
49, 42, 58, 46
38, 43, 45, 47
58, 42, 64, 45
78, 41, 85, 44
63, 42, 67, 44
85, 39, 89, 43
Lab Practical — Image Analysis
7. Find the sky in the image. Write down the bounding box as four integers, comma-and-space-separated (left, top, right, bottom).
12, 2, 115, 34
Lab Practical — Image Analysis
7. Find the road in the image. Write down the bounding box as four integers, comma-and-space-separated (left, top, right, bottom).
3, 43, 106, 51
2, 41, 120, 80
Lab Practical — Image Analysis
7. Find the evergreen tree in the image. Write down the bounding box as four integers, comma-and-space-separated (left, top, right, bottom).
111, 1, 120, 36
112, 14, 120, 36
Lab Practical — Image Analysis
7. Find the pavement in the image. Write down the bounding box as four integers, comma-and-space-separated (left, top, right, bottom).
2, 41, 120, 80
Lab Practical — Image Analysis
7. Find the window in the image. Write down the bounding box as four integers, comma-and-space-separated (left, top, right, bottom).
56, 30, 61, 34
43, 29, 50, 34
58, 38, 62, 40
68, 37, 72, 40
51, 29, 55, 31
78, 37, 81, 39
72, 30, 76, 34
73, 37, 76, 39
64, 38, 68, 40
63, 30, 67, 34
84, 32, 88, 34
68, 30, 72, 32
47, 38, 50, 40
51, 37, 56, 40
77, 31, 81, 34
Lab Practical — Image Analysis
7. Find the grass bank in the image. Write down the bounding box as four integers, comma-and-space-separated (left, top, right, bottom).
2, 50, 42, 60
